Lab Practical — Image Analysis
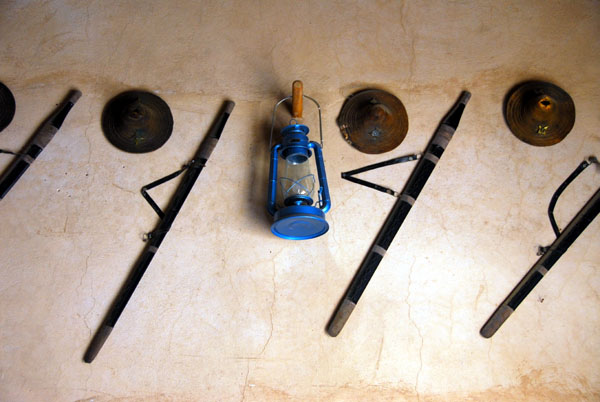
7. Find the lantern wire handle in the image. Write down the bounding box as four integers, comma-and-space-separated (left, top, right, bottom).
269, 95, 323, 151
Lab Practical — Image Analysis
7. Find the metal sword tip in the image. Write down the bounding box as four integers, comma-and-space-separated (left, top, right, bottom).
68, 89, 83, 104
459, 91, 472, 105
224, 101, 235, 114
327, 299, 356, 337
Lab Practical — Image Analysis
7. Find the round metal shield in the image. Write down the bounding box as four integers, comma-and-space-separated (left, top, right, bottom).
338, 89, 408, 154
0, 82, 16, 133
102, 90, 173, 153
504, 81, 575, 147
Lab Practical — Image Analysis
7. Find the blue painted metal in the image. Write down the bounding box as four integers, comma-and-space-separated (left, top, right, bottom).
309, 141, 331, 213
267, 143, 280, 216
267, 123, 332, 240
284, 194, 314, 207
280, 124, 311, 163
271, 205, 329, 240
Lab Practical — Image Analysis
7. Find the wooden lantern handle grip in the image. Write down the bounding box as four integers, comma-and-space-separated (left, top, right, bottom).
292, 80, 303, 119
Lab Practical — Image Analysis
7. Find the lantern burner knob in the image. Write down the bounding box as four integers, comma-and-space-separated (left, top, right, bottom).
284, 195, 313, 207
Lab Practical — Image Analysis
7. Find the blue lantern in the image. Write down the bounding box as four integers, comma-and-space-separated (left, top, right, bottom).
267, 81, 331, 240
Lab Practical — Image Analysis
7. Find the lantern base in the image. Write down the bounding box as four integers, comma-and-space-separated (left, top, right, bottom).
271, 205, 329, 240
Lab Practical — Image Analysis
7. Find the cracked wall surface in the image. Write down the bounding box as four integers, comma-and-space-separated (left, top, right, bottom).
0, 0, 599, 401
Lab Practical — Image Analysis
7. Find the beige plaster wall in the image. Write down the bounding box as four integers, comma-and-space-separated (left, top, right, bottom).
0, 0, 599, 400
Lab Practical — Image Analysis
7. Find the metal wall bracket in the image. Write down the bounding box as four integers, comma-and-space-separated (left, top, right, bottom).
537, 156, 598, 255
341, 153, 420, 197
